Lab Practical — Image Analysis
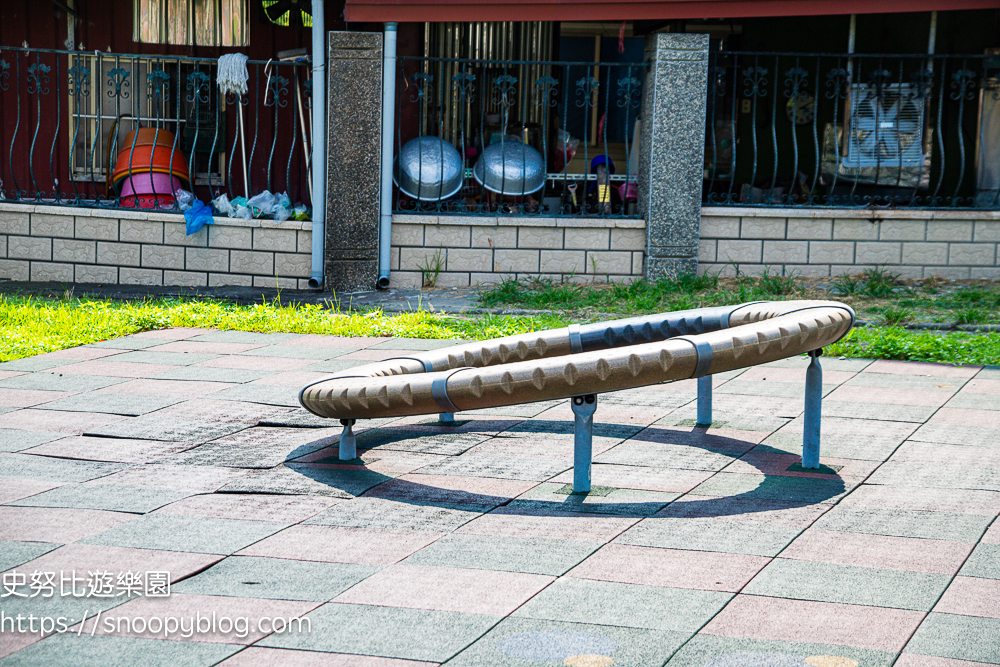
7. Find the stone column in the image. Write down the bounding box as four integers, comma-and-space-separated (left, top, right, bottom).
325, 31, 382, 292
638, 33, 710, 280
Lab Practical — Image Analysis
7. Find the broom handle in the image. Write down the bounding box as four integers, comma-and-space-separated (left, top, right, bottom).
295, 72, 312, 203
239, 104, 249, 198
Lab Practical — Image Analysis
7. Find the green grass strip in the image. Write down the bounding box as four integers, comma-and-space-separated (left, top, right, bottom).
826, 326, 1000, 366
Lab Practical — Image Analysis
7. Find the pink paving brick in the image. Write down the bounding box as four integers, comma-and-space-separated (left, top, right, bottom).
41, 347, 126, 361
249, 370, 332, 387
332, 563, 554, 616
958, 378, 1000, 395
0, 388, 74, 408
0, 409, 127, 434
85, 464, 249, 492
888, 442, 1000, 467
655, 495, 830, 528
982, 521, 1000, 543
276, 335, 391, 348
46, 360, 180, 378
929, 408, 1000, 429
0, 631, 41, 660
463, 434, 619, 460
700, 594, 925, 651
217, 647, 438, 667
894, 653, 997, 667
194, 356, 314, 371
0, 506, 133, 543
335, 349, 422, 361
144, 341, 266, 354
638, 426, 771, 447
532, 402, 677, 428
456, 508, 639, 542
291, 452, 448, 476
237, 525, 442, 565
11, 543, 222, 584
933, 576, 1000, 619
0, 371, 27, 381
723, 451, 879, 481
865, 360, 981, 378
699, 393, 805, 418
549, 464, 713, 494
781, 529, 974, 574
78, 593, 318, 644
132, 328, 219, 339
0, 478, 63, 505
364, 474, 538, 506
155, 493, 341, 523
837, 484, 1000, 515
94, 379, 237, 397
22, 436, 197, 464
568, 544, 769, 592
737, 367, 857, 384
825, 385, 953, 408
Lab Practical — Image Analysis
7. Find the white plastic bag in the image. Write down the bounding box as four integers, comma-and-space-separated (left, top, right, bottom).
273, 192, 292, 222
246, 190, 276, 217
212, 193, 235, 217
174, 189, 196, 211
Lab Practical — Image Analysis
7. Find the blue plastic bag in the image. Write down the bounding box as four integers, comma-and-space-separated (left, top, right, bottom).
184, 199, 214, 235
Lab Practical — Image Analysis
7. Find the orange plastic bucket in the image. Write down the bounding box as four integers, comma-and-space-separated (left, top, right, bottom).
111, 144, 190, 194
121, 127, 179, 150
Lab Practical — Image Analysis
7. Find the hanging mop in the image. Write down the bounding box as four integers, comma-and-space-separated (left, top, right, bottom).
217, 53, 250, 198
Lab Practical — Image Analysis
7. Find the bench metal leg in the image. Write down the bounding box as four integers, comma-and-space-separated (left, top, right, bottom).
572, 394, 598, 493
696, 375, 713, 427
438, 412, 455, 423
339, 418, 357, 460
802, 349, 823, 469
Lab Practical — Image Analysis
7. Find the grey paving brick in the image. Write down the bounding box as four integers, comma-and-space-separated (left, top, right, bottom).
404, 533, 598, 575
165, 440, 324, 469
258, 602, 500, 662
0, 357, 81, 372
187, 331, 303, 344
0, 634, 240, 667
615, 517, 802, 557
943, 392, 1000, 411
462, 401, 562, 418
217, 464, 383, 498
717, 380, 840, 398
822, 401, 939, 423
0, 453, 126, 483
81, 513, 286, 554
413, 455, 569, 482
843, 373, 968, 391
666, 634, 896, 667
148, 367, 278, 383
958, 543, 1000, 579
656, 412, 790, 433
172, 555, 380, 601
304, 497, 488, 532
975, 366, 1000, 380
238, 345, 355, 360
812, 507, 993, 541
259, 408, 339, 428
0, 540, 60, 571
35, 393, 184, 416
448, 617, 689, 667
509, 483, 678, 517
0, 428, 66, 453
371, 338, 466, 350
867, 461, 1000, 491
300, 359, 370, 373
908, 423, 1000, 447
744, 558, 950, 610
513, 576, 732, 632
100, 350, 220, 365
87, 338, 164, 350
356, 428, 492, 456
597, 442, 745, 471
202, 384, 299, 407
85, 415, 250, 443
7, 483, 190, 513
692, 472, 850, 504
904, 613, 1000, 664
0, 373, 128, 392
760, 356, 873, 372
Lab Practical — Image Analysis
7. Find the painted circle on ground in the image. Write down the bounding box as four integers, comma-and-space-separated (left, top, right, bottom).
806, 656, 859, 667
496, 631, 618, 662
702, 652, 811, 667
565, 655, 615, 667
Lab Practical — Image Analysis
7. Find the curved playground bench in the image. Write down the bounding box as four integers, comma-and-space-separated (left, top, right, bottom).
300, 300, 855, 492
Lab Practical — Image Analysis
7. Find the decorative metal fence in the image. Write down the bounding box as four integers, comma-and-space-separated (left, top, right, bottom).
0, 46, 312, 212
703, 50, 1000, 209
392, 55, 647, 218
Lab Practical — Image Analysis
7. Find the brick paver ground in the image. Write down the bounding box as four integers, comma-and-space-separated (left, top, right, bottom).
0, 328, 997, 666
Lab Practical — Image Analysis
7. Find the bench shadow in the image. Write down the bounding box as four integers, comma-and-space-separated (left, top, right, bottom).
278, 420, 846, 521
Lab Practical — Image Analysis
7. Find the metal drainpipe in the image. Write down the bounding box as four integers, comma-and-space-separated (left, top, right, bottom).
308, 0, 326, 289
377, 22, 398, 290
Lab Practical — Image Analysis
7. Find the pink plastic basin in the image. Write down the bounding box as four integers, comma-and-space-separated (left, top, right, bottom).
119, 173, 182, 209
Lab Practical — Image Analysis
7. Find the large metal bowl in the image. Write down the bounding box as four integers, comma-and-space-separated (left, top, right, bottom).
393, 136, 465, 201
473, 138, 546, 196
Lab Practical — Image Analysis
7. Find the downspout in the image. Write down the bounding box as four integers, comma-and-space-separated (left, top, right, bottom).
377, 22, 397, 290
308, 0, 326, 289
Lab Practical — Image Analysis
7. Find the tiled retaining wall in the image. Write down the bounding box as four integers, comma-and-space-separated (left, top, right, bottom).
0, 204, 313, 288
699, 207, 1000, 280
389, 215, 647, 288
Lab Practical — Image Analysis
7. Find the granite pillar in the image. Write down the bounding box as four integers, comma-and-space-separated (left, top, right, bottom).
324, 31, 382, 292
638, 33, 710, 280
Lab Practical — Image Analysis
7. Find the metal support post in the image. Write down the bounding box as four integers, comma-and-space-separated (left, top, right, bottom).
572, 394, 598, 493
339, 418, 358, 460
802, 349, 823, 469
696, 375, 713, 426
439, 412, 455, 423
